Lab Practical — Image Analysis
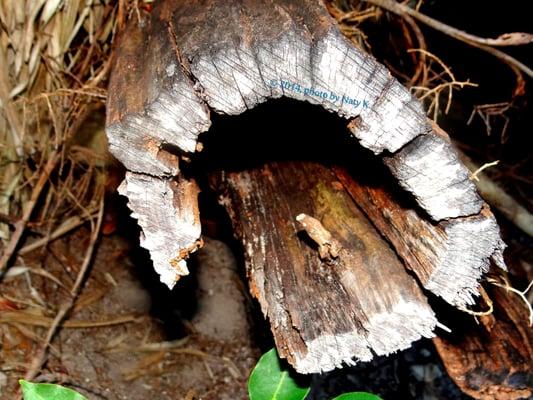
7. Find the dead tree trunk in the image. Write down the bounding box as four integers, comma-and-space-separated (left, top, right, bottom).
105, 0, 508, 374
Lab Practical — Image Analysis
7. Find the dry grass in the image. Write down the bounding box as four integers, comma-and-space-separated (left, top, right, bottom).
0, 0, 146, 388
0, 1, 148, 272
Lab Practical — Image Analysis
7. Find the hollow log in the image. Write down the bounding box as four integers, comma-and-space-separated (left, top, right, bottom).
105, 0, 509, 375
434, 284, 533, 399
106, 0, 500, 287
213, 161, 437, 374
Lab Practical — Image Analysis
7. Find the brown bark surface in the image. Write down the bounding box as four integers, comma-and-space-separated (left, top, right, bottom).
213, 160, 436, 374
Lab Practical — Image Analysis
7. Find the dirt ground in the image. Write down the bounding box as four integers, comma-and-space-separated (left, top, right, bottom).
0, 211, 260, 399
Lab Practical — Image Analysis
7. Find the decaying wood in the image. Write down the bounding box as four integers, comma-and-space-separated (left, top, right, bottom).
106, 0, 503, 291
334, 166, 506, 308
434, 284, 533, 399
106, 13, 211, 176
117, 172, 202, 287
213, 161, 437, 374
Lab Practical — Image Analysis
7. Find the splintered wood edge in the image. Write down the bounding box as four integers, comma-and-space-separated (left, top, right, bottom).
426, 208, 506, 306
118, 172, 202, 288
296, 298, 436, 373
105, 0, 503, 291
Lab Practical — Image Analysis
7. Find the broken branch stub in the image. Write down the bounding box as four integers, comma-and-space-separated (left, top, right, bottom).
295, 213, 342, 263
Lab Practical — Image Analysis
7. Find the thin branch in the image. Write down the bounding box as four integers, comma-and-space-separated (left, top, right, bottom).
488, 277, 533, 326
18, 212, 97, 256
470, 160, 499, 182
363, 0, 533, 46
363, 0, 533, 79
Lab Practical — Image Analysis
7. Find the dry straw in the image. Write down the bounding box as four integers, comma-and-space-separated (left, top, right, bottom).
0, 0, 134, 273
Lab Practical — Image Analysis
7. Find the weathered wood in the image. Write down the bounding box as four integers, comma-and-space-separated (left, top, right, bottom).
106, 12, 211, 176
334, 166, 506, 308
105, 0, 504, 320
384, 134, 483, 220
160, 0, 428, 153
117, 172, 202, 287
434, 284, 533, 399
105, 0, 499, 288
213, 161, 437, 374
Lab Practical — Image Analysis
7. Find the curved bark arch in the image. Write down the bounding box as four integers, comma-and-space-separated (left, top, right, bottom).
107, 0, 482, 221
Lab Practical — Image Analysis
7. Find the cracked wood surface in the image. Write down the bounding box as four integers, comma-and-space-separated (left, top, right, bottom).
107, 0, 482, 222
213, 161, 437, 374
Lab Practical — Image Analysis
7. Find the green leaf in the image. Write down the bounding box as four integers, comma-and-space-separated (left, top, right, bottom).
248, 348, 310, 400
19, 380, 88, 400
333, 392, 383, 400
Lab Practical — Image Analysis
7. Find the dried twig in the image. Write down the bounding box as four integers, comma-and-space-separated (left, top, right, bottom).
18, 212, 98, 255
458, 287, 494, 318
326, 1, 380, 50
409, 49, 477, 119
488, 276, 533, 326
0, 311, 141, 329
469, 160, 500, 182
363, 0, 533, 79
0, 151, 61, 275
467, 102, 513, 142
23, 197, 104, 382
106, 337, 190, 353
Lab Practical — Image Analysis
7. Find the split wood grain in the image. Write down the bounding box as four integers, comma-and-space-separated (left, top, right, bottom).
334, 166, 506, 308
